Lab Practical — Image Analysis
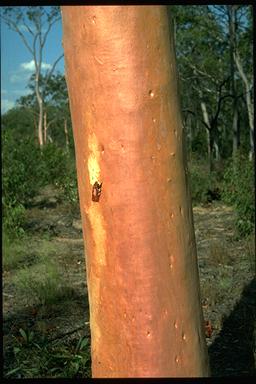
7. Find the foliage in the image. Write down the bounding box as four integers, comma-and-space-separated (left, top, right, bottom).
2, 128, 78, 236
2, 131, 42, 236
1, 107, 35, 138
18, 72, 69, 108
2, 131, 43, 204
222, 152, 255, 236
5, 334, 91, 378
3, 203, 26, 238
188, 158, 221, 205
16, 73, 73, 148
40, 144, 78, 204
169, 5, 253, 165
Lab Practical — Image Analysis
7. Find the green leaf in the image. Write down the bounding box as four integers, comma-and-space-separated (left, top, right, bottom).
6, 367, 21, 377
19, 328, 27, 342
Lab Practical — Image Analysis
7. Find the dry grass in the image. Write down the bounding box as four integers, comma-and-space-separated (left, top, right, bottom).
208, 241, 234, 266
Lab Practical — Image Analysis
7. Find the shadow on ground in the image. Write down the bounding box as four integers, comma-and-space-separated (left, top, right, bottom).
209, 277, 256, 377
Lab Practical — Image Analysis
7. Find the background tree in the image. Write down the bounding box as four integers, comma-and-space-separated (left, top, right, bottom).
169, 5, 253, 168
16, 72, 72, 148
206, 5, 253, 160
1, 6, 64, 147
232, 6, 254, 160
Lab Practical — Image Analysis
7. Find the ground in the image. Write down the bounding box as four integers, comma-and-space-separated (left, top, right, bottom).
3, 185, 256, 377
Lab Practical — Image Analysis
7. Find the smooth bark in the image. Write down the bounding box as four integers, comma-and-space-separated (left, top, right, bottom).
62, 5, 210, 377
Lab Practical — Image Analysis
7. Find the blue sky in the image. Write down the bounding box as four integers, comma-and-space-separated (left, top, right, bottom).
1, 7, 64, 115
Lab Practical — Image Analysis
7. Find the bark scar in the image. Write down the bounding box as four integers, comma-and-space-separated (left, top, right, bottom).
92, 181, 102, 202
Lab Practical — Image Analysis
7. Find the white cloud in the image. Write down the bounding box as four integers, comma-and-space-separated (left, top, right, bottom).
21, 60, 52, 72
1, 99, 15, 114
21, 60, 35, 71
9, 60, 52, 84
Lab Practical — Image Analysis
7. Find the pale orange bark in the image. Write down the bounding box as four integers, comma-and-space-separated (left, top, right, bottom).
61, 5, 210, 377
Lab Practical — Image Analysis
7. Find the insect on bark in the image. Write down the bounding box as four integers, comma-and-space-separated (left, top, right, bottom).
92, 181, 102, 202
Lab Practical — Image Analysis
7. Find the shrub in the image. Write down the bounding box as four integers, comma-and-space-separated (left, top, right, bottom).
2, 132, 43, 205
40, 144, 68, 185
2, 131, 43, 236
2, 131, 78, 235
222, 152, 255, 237
40, 144, 78, 205
188, 159, 221, 205
3, 203, 26, 238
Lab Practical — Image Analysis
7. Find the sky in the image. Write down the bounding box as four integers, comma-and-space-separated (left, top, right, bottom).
1, 7, 64, 115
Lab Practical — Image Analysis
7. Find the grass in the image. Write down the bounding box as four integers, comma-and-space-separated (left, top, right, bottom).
3, 230, 90, 379
5, 333, 91, 378
13, 262, 75, 306
3, 185, 255, 378
3, 234, 64, 271
3, 234, 76, 306
208, 242, 234, 266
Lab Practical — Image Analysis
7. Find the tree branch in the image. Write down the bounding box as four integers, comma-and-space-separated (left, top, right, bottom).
42, 15, 61, 48
1, 15, 34, 55
22, 21, 34, 36
233, 50, 251, 90
45, 54, 64, 85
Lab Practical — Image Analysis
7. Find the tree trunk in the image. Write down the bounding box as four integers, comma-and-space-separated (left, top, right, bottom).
43, 111, 47, 145
61, 5, 210, 378
228, 5, 240, 157
64, 118, 70, 150
35, 73, 44, 147
187, 113, 192, 160
200, 101, 212, 172
232, 99, 240, 155
214, 140, 220, 161
233, 47, 254, 160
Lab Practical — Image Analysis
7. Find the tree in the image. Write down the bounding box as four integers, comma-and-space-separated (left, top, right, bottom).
62, 5, 209, 377
16, 72, 71, 147
207, 5, 253, 159
170, 6, 233, 171
1, 6, 64, 147
1, 106, 34, 139
227, 5, 240, 156
169, 5, 253, 165
232, 6, 254, 160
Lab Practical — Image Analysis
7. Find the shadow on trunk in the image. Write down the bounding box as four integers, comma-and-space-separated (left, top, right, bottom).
209, 277, 256, 376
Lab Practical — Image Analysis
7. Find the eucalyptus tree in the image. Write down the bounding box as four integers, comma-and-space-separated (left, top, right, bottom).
233, 6, 254, 160
62, 5, 209, 377
169, 5, 253, 168
17, 72, 71, 147
206, 5, 253, 159
169, 5, 233, 171
1, 6, 64, 147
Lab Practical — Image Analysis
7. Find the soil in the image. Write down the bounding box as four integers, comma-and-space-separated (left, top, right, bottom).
3, 185, 256, 377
